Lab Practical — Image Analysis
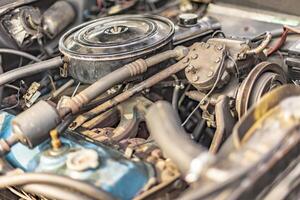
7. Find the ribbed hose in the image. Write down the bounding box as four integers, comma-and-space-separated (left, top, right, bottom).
0, 56, 63, 86
68, 46, 189, 113
146, 101, 208, 175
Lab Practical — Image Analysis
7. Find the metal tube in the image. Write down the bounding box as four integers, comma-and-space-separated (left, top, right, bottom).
70, 58, 189, 129
51, 79, 75, 99
68, 46, 188, 113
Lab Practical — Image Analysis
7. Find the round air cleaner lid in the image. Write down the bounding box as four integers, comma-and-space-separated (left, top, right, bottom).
59, 15, 175, 60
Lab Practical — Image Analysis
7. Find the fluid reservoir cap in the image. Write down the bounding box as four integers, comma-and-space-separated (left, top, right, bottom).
66, 149, 99, 171
179, 13, 198, 27
59, 15, 175, 61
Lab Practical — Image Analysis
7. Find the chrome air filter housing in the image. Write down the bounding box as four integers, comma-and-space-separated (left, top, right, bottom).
59, 15, 175, 83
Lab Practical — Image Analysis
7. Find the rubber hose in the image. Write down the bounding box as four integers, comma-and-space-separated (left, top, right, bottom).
146, 101, 208, 174
22, 183, 92, 200
0, 173, 115, 200
0, 56, 63, 86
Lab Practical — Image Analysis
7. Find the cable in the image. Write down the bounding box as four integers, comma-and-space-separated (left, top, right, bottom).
268, 26, 300, 56
181, 54, 226, 126
0, 49, 41, 62
0, 173, 115, 200
72, 82, 81, 97
0, 82, 21, 111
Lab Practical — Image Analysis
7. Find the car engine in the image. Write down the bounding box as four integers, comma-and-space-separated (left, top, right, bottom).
0, 0, 299, 200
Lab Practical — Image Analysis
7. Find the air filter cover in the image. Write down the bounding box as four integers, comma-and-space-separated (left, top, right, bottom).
59, 15, 175, 83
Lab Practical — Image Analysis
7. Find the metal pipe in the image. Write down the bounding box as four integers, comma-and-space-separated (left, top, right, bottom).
70, 58, 190, 129
209, 96, 235, 154
51, 79, 74, 99
68, 46, 189, 113
0, 56, 63, 86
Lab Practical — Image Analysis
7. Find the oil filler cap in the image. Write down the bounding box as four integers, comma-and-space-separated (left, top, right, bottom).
66, 149, 99, 171
179, 13, 198, 27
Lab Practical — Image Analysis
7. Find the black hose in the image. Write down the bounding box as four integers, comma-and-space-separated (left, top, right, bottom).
0, 56, 63, 86
0, 48, 41, 62
145, 101, 208, 175
22, 183, 92, 200
0, 173, 115, 200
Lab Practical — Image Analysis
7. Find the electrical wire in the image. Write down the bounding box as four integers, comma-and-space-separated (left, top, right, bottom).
268, 26, 300, 56
72, 82, 81, 97
0, 49, 41, 62
181, 54, 226, 126
0, 82, 21, 111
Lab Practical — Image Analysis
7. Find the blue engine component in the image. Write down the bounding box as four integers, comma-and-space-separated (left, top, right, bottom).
0, 112, 154, 200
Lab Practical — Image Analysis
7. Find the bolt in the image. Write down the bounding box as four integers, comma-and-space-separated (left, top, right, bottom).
192, 75, 199, 82
187, 65, 196, 73
183, 58, 190, 64
207, 71, 214, 77
191, 54, 198, 60
217, 45, 223, 51
215, 57, 221, 63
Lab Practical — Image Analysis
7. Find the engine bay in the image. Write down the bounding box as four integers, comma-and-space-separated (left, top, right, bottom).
0, 0, 299, 200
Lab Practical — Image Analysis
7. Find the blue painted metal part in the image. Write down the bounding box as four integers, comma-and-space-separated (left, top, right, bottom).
0, 112, 153, 200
